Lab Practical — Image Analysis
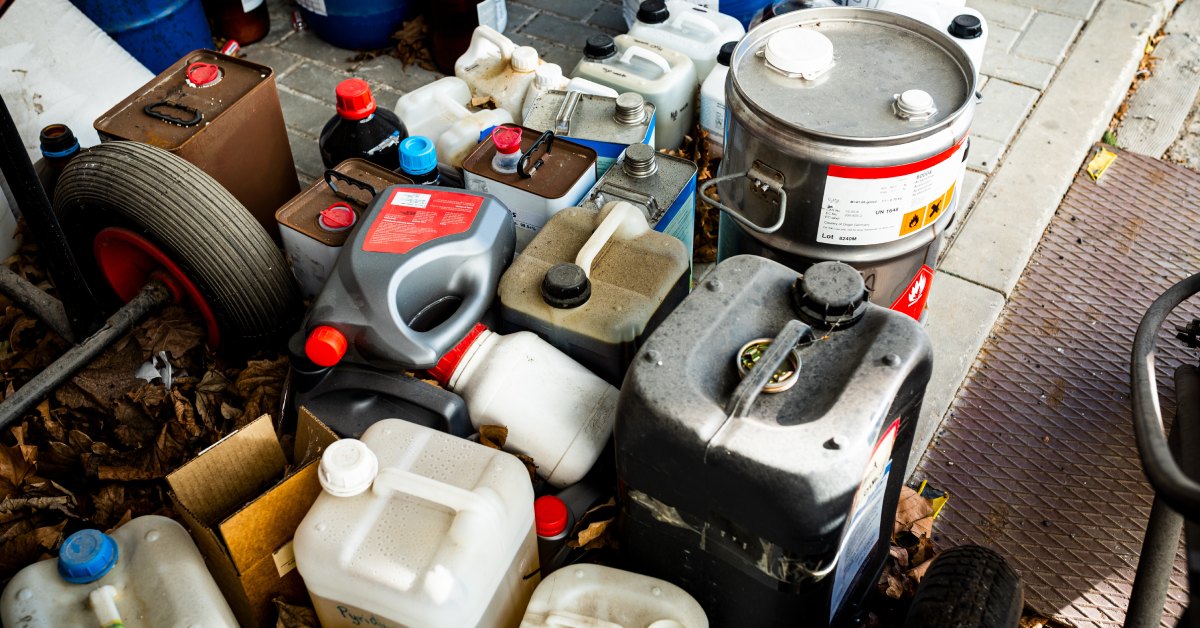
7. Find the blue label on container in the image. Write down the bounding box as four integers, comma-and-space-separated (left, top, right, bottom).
652, 172, 697, 262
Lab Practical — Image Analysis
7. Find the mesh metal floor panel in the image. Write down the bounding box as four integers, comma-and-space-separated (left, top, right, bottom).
915, 145, 1200, 627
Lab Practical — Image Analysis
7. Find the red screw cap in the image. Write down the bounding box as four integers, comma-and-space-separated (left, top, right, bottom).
318, 203, 357, 231
306, 326, 347, 367
427, 323, 487, 386
335, 78, 377, 121
491, 125, 523, 154
534, 495, 569, 537
186, 62, 221, 87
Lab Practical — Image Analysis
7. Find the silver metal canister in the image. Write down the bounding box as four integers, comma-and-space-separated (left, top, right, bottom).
707, 8, 976, 320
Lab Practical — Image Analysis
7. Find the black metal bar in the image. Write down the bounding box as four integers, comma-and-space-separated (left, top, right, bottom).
0, 281, 169, 431
0, 265, 73, 342
0, 94, 105, 339
1125, 423, 1184, 628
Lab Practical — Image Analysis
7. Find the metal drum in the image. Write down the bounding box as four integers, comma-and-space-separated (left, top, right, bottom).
708, 7, 975, 319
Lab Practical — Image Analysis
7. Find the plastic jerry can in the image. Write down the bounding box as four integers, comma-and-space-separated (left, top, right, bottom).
582, 143, 698, 261
520, 64, 621, 124
497, 201, 689, 386
94, 49, 300, 239
295, 420, 539, 627
394, 76, 516, 171
572, 34, 697, 150
614, 256, 933, 626
302, 185, 515, 370
454, 26, 542, 123
463, 126, 598, 252
276, 159, 414, 299
1, 515, 239, 627
427, 323, 618, 488
520, 564, 709, 627
319, 78, 408, 172
699, 41, 736, 159
628, 0, 746, 81
523, 90, 656, 177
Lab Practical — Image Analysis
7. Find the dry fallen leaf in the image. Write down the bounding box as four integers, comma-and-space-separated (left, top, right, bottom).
274, 598, 319, 628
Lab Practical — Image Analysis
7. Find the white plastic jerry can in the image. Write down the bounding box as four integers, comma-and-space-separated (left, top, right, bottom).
455, 25, 542, 123
395, 76, 516, 171
0, 516, 238, 628
295, 421, 540, 628
699, 41, 736, 158
520, 564, 709, 627
628, 0, 745, 81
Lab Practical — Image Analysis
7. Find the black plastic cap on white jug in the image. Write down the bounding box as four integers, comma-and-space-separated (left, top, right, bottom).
948, 14, 983, 39
637, 0, 670, 24
584, 35, 618, 59
542, 263, 592, 308
717, 41, 737, 67
792, 261, 868, 328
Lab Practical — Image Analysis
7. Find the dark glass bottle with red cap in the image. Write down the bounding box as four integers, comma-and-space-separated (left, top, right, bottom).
319, 79, 408, 172
202, 0, 271, 45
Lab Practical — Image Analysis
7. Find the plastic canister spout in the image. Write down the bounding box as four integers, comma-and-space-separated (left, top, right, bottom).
89, 585, 123, 628
575, 201, 650, 278
491, 125, 523, 174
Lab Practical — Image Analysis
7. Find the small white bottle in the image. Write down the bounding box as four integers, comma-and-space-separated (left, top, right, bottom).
428, 323, 618, 487
700, 41, 736, 159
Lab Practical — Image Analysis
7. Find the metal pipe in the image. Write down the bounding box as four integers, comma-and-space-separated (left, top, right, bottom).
0, 280, 169, 431
0, 265, 74, 342
1124, 477, 1183, 627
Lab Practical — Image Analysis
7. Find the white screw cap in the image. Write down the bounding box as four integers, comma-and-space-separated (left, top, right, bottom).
893, 89, 937, 120
511, 46, 540, 72
319, 439, 379, 497
763, 28, 834, 79
534, 63, 564, 88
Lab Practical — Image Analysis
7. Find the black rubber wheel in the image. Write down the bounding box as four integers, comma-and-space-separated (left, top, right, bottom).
54, 141, 300, 350
902, 545, 1023, 628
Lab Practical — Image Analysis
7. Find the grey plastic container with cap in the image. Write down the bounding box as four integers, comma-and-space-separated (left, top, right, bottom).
582, 143, 697, 262
615, 255, 932, 626
497, 201, 689, 386
522, 90, 656, 176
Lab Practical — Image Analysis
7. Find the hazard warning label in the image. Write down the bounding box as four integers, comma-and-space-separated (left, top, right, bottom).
362, 188, 482, 254
890, 265, 935, 320
817, 140, 966, 246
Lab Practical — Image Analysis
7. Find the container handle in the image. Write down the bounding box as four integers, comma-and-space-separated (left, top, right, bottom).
553, 90, 583, 136
518, 130, 555, 179
463, 25, 517, 64
372, 466, 504, 519
142, 100, 202, 127
619, 45, 673, 76
323, 169, 378, 207
670, 10, 722, 37
724, 319, 813, 420
698, 161, 788, 234
575, 201, 650, 278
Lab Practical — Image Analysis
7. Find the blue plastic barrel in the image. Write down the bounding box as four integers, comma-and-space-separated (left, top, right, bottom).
70, 0, 213, 74
719, 0, 774, 27
298, 0, 416, 50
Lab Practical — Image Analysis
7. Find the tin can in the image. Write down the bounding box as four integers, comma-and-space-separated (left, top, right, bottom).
708, 8, 975, 319
523, 91, 656, 176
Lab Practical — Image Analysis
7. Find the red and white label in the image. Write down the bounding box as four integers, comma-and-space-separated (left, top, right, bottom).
890, 265, 934, 321
361, 188, 482, 255
818, 139, 966, 247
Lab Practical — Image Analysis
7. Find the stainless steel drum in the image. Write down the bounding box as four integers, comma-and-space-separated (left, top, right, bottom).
706, 7, 976, 319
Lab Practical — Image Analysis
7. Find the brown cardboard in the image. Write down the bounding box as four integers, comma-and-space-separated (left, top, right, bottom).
167, 412, 337, 627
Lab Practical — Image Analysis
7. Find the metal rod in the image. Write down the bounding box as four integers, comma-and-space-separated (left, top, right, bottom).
0, 281, 170, 431
0, 265, 73, 342
0, 94, 105, 339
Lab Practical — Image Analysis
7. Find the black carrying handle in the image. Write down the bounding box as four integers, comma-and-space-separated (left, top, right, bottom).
724, 320, 814, 420
518, 130, 555, 179
324, 169, 378, 207
143, 101, 202, 127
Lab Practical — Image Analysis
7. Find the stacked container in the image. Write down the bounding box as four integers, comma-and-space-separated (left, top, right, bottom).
394, 76, 516, 171
628, 0, 746, 80
523, 90, 657, 176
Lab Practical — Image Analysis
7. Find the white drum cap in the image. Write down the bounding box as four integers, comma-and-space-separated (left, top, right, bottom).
763, 27, 834, 79
512, 46, 540, 72
319, 439, 379, 497
893, 88, 937, 120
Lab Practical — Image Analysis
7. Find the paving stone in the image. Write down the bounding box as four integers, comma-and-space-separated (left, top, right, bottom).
239, 45, 303, 76
984, 24, 1019, 57
1165, 0, 1200, 34
1012, 12, 1083, 64
513, 0, 601, 19
939, 170, 988, 256
278, 29, 363, 70
505, 3, 540, 31
278, 87, 333, 137
972, 79, 1039, 144
288, 128, 325, 183
279, 62, 353, 100
521, 12, 608, 46
355, 56, 445, 95
964, 135, 1005, 174
966, 0, 1034, 29
981, 52, 1057, 90
1005, 0, 1099, 19
589, 2, 627, 34
1116, 33, 1200, 157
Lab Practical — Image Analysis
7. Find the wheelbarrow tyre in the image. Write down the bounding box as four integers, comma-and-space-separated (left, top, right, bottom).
53, 141, 300, 351
902, 545, 1023, 628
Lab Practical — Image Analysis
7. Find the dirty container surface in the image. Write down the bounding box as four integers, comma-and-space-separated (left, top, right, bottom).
616, 255, 932, 626
497, 202, 689, 386
94, 49, 300, 238
583, 143, 697, 259
303, 185, 516, 371
520, 564, 710, 627
70, 0, 213, 73
522, 90, 656, 176
1, 515, 239, 627
294, 420, 539, 628
276, 159, 414, 299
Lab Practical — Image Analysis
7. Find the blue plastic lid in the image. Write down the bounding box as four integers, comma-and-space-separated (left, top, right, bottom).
57, 529, 119, 584
399, 136, 437, 175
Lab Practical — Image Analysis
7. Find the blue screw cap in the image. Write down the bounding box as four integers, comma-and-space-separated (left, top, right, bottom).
57, 529, 119, 584
399, 136, 438, 176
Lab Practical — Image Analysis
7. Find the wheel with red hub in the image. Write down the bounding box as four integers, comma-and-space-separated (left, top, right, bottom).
53, 141, 300, 351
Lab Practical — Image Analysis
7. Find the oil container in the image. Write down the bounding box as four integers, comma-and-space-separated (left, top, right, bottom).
301, 185, 515, 371
94, 49, 300, 239
497, 201, 689, 386
295, 421, 539, 628
463, 126, 598, 252
582, 143, 697, 260
615, 255, 932, 626
276, 159, 414, 299
522, 90, 656, 176
711, 8, 974, 320
519, 65, 620, 123
319, 78, 408, 171
394, 76, 516, 171
520, 564, 709, 627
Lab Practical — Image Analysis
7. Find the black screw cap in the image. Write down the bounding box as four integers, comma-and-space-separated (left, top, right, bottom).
637, 0, 669, 24
584, 34, 617, 59
792, 261, 868, 329
948, 14, 983, 39
542, 263, 592, 308
717, 41, 736, 66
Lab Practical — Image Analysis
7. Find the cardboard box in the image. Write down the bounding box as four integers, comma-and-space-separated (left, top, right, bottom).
167, 410, 337, 627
